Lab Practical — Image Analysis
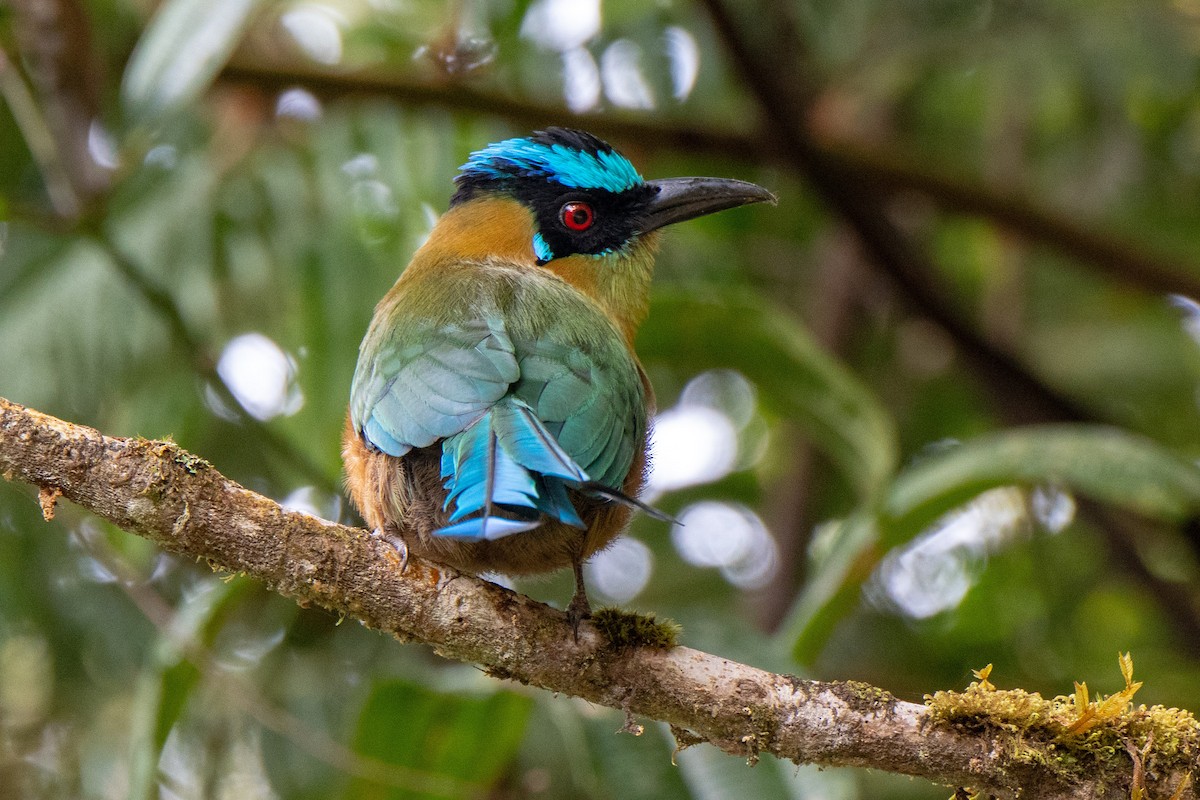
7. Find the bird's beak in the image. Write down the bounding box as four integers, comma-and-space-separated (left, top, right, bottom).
637, 177, 777, 234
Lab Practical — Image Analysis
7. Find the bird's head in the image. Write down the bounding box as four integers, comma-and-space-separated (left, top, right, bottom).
450, 127, 774, 265
415, 128, 774, 340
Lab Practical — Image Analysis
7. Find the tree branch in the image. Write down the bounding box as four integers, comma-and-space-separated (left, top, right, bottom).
0, 394, 1186, 799
821, 140, 1200, 300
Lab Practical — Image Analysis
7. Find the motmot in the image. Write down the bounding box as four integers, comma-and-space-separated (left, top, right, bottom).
343, 128, 773, 629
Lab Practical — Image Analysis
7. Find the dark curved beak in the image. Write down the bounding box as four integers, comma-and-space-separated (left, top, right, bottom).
637, 177, 777, 234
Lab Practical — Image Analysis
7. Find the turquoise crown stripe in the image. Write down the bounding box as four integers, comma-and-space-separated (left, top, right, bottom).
460, 137, 644, 193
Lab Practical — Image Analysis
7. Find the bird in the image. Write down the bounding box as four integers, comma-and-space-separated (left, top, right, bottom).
343, 127, 774, 632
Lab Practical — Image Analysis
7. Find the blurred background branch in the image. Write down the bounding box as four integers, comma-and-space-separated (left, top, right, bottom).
222, 52, 1200, 300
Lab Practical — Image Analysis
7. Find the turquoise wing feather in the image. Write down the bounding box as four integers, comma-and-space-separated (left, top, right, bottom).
350, 267, 646, 541
491, 398, 589, 483
512, 342, 643, 488
350, 315, 519, 456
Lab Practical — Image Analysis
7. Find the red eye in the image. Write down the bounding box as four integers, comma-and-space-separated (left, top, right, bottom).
560, 202, 595, 231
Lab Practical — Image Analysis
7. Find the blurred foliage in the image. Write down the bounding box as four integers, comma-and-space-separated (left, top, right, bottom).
4, 0, 1200, 798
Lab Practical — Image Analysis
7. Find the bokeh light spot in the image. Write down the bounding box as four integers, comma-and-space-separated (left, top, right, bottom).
216, 333, 303, 421
672, 502, 778, 590
646, 370, 761, 498
521, 0, 600, 51
664, 26, 700, 100
601, 39, 655, 109
680, 369, 757, 427
275, 87, 322, 121
562, 47, 601, 113
586, 537, 653, 603
281, 5, 345, 65
88, 121, 119, 171
871, 487, 1028, 619
1030, 485, 1076, 533
144, 144, 179, 169
647, 405, 737, 494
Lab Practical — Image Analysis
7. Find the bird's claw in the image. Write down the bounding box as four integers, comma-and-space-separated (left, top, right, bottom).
372, 528, 409, 574
393, 536, 409, 574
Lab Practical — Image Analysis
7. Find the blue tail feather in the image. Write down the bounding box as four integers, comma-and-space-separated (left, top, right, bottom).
492, 399, 588, 482
436, 515, 541, 540
442, 421, 538, 522
536, 477, 586, 529
435, 398, 591, 541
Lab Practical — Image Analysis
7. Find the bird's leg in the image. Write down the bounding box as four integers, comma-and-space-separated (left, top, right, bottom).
566, 552, 592, 641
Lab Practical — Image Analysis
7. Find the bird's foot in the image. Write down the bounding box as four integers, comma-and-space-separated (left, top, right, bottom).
566, 588, 592, 643
371, 527, 409, 574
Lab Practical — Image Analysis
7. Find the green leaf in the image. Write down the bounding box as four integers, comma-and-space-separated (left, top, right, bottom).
640, 288, 898, 501
345, 680, 533, 800
779, 513, 879, 663
883, 425, 1200, 543
121, 0, 264, 120
782, 426, 1200, 663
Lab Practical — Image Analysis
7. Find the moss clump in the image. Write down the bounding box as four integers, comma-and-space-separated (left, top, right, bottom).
926, 683, 1059, 733
591, 607, 681, 649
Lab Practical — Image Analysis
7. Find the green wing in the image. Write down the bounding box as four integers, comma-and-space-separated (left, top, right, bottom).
350, 315, 519, 456
511, 340, 643, 489
349, 266, 645, 492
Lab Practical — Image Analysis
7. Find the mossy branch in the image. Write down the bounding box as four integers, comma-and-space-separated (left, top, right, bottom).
0, 394, 1195, 799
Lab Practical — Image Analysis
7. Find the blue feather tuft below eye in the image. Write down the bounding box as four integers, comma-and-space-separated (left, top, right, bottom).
532, 233, 554, 264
